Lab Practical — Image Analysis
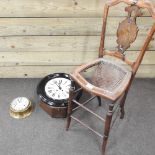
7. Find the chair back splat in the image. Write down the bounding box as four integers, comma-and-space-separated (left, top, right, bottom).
99, 0, 155, 75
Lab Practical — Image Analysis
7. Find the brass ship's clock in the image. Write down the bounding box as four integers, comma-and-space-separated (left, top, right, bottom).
9, 97, 33, 119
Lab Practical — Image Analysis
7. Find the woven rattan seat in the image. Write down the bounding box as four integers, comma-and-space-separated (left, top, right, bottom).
71, 58, 132, 101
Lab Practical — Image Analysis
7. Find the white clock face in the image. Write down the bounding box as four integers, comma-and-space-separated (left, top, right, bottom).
10, 97, 30, 112
45, 77, 71, 100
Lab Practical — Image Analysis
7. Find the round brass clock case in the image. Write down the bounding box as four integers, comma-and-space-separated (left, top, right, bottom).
9, 97, 33, 119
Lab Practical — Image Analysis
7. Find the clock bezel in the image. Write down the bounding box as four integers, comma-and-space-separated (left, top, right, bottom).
37, 73, 74, 107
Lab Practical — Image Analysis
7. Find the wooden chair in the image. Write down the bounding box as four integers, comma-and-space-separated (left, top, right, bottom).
66, 0, 155, 154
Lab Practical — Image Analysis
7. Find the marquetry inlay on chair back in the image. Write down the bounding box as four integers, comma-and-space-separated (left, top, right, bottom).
99, 0, 155, 75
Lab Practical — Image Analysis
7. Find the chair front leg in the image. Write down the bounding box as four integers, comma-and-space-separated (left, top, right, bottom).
102, 103, 114, 155
66, 83, 74, 131
120, 89, 129, 119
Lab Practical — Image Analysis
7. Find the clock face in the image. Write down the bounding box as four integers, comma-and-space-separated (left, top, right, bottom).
45, 77, 71, 100
10, 97, 30, 112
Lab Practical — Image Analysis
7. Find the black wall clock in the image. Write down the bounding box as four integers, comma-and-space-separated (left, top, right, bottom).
37, 73, 74, 118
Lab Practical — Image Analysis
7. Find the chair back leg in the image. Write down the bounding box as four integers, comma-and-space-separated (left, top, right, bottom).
97, 96, 102, 106
119, 76, 134, 119
75, 89, 83, 101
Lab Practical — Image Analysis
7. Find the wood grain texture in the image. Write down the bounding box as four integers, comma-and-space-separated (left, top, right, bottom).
0, 36, 154, 52
0, 65, 154, 78
0, 0, 151, 17
0, 17, 153, 36
0, 51, 154, 66
0, 0, 154, 78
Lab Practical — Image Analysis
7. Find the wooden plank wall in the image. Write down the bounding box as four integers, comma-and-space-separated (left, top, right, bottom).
0, 0, 154, 78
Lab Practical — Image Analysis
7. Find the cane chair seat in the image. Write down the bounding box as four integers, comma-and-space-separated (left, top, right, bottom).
71, 58, 132, 101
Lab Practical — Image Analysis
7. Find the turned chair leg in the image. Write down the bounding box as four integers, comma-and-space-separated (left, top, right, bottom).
97, 96, 102, 106
120, 90, 129, 119
102, 104, 114, 155
66, 84, 74, 131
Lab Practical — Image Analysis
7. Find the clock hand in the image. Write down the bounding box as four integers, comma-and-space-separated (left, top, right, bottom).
58, 80, 62, 86
57, 83, 62, 90
58, 85, 62, 90
53, 81, 60, 89
53, 80, 62, 90
57, 80, 63, 90
54, 83, 61, 90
